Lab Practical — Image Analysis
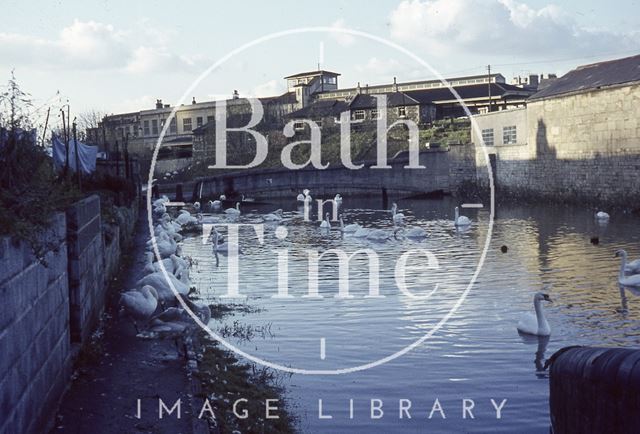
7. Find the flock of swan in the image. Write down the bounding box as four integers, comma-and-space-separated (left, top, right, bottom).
119, 196, 211, 350
516, 210, 640, 339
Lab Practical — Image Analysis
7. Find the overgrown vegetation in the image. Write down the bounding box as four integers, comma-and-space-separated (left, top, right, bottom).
0, 73, 137, 260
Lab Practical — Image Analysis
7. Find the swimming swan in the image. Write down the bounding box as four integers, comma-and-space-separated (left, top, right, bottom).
517, 292, 552, 336
454, 206, 471, 227
616, 249, 640, 295
391, 203, 404, 225
339, 215, 361, 233
225, 202, 241, 216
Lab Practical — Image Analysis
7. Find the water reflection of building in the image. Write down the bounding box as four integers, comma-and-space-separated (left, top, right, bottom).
472, 53, 640, 203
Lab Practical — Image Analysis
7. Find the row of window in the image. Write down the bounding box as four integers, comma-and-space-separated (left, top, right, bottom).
118, 115, 217, 137
481, 126, 517, 146
353, 106, 407, 120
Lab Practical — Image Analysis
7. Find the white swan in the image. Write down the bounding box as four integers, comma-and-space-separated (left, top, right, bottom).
211, 200, 221, 209
148, 231, 177, 258
320, 213, 331, 230
517, 292, 552, 336
616, 250, 640, 295
212, 229, 242, 255
454, 206, 471, 227
391, 203, 404, 225
625, 258, 640, 275
263, 209, 283, 222
193, 201, 201, 211
334, 194, 343, 204
143, 251, 177, 275
137, 270, 190, 304
120, 286, 159, 332
225, 202, 241, 216
595, 211, 610, 221
353, 226, 371, 238
367, 229, 391, 242
396, 226, 428, 239
176, 210, 198, 226
339, 215, 361, 233
148, 299, 211, 356
219, 194, 226, 201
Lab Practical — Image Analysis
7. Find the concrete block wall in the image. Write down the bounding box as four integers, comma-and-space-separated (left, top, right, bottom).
0, 213, 72, 434
66, 194, 105, 343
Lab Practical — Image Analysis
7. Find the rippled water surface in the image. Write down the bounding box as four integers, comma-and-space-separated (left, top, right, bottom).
180, 197, 640, 433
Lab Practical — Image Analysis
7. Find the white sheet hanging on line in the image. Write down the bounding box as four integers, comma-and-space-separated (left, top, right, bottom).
52, 134, 97, 174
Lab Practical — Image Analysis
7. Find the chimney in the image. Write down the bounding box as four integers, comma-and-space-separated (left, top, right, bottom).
156, 99, 163, 109
192, 97, 197, 104
356, 82, 361, 94
393, 77, 398, 92
365, 84, 369, 94
232, 90, 240, 99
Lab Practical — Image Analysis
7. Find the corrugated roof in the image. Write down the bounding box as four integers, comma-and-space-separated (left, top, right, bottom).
531, 54, 640, 100
405, 83, 531, 103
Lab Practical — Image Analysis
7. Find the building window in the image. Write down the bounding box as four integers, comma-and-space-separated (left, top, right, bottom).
397, 106, 407, 117
151, 119, 158, 135
293, 121, 305, 131
197, 116, 203, 127
207, 115, 214, 124
169, 118, 177, 134
183, 118, 192, 132
503, 125, 517, 144
143, 120, 150, 136
482, 128, 494, 146
353, 110, 365, 120
371, 109, 383, 120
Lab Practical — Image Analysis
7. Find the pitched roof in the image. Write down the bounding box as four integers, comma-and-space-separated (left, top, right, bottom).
287, 99, 349, 118
349, 92, 420, 109
531, 54, 640, 100
284, 70, 341, 79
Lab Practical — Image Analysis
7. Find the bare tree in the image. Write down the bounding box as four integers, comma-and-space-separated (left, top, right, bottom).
77, 108, 107, 141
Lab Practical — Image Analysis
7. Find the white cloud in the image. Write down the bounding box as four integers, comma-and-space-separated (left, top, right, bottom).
329, 19, 356, 47
356, 57, 402, 75
389, 0, 639, 56
247, 79, 286, 98
0, 19, 202, 74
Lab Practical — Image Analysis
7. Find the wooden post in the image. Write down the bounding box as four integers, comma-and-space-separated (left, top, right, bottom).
72, 119, 81, 190
41, 107, 50, 147
61, 110, 69, 179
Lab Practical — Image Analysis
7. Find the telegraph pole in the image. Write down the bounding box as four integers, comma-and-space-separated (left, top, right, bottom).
487, 64, 492, 113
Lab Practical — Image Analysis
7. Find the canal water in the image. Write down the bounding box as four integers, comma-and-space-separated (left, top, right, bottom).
180, 197, 640, 433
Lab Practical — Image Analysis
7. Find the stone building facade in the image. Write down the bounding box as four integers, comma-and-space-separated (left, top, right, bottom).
472, 54, 640, 203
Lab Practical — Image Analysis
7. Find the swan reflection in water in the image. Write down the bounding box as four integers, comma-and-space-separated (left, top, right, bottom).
518, 333, 551, 379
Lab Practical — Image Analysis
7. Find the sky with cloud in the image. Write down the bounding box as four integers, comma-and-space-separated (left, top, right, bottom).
1, 0, 638, 126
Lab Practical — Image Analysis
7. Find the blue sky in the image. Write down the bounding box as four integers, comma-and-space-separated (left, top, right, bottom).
1, 0, 638, 125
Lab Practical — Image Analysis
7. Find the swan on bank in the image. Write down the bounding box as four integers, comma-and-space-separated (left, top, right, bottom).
517, 292, 552, 336
119, 286, 159, 332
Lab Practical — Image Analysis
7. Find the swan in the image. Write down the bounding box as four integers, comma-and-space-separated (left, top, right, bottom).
212, 229, 242, 255
153, 196, 169, 208
517, 292, 552, 336
263, 209, 284, 222
391, 203, 404, 225
211, 200, 221, 209
454, 206, 471, 227
334, 194, 343, 204
148, 231, 177, 258
143, 251, 177, 275
320, 213, 331, 230
353, 226, 371, 238
595, 211, 610, 221
615, 250, 640, 295
148, 299, 212, 356
137, 270, 190, 304
119, 286, 159, 332
225, 202, 241, 216
176, 211, 199, 226
339, 215, 361, 233
367, 229, 391, 242
396, 226, 428, 239
625, 257, 640, 275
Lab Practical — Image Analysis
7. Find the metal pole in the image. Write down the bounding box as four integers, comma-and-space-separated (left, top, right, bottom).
487, 65, 492, 113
